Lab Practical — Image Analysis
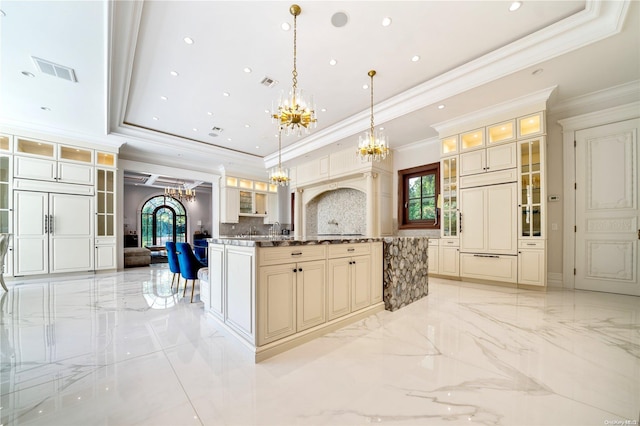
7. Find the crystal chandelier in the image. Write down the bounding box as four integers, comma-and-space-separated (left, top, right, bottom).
269, 127, 289, 186
165, 181, 196, 202
271, 4, 317, 136
357, 70, 389, 162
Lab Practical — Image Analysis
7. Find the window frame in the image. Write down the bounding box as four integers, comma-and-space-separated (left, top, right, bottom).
398, 162, 440, 230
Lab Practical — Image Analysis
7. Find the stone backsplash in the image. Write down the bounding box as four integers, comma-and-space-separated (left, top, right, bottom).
306, 188, 365, 236
382, 237, 429, 311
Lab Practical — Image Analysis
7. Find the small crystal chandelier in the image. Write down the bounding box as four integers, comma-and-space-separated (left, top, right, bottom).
165, 180, 196, 202
357, 70, 389, 162
271, 4, 317, 137
269, 127, 289, 186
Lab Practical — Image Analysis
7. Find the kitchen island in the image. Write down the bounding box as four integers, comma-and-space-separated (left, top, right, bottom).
203, 236, 384, 362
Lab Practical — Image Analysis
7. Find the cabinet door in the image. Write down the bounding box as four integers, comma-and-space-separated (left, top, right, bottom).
370, 242, 383, 304
58, 162, 94, 185
226, 246, 255, 341
459, 150, 486, 176
221, 187, 239, 223
518, 249, 546, 286
296, 260, 326, 332
49, 193, 94, 273
351, 255, 371, 312
485, 143, 516, 173
14, 156, 56, 181
14, 191, 48, 275
95, 245, 116, 270
428, 243, 439, 274
460, 186, 486, 252
209, 244, 225, 319
258, 263, 296, 345
438, 245, 459, 276
263, 193, 279, 225
485, 184, 517, 254
327, 257, 351, 320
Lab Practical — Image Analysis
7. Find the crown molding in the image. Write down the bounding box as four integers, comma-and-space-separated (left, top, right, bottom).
550, 80, 640, 117
393, 136, 439, 154
557, 101, 640, 131
266, 0, 630, 168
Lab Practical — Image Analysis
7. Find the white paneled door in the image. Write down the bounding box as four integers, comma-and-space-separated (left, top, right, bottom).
575, 118, 639, 296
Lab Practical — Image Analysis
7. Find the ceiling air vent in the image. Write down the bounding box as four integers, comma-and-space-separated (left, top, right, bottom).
31, 57, 78, 82
209, 127, 223, 137
260, 76, 278, 88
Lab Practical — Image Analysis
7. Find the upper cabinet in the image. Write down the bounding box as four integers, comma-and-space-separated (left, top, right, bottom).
440, 156, 458, 238
220, 175, 279, 223
440, 135, 458, 157
518, 112, 545, 138
0, 134, 12, 153
487, 120, 516, 145
518, 137, 545, 239
459, 128, 485, 152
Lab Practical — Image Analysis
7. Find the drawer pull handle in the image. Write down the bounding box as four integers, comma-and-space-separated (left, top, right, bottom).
473, 254, 499, 258
291, 252, 302, 256
526, 243, 536, 246
347, 248, 355, 252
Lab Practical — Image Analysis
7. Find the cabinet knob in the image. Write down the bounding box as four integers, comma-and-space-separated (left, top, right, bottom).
298, 268, 302, 272
293, 268, 297, 273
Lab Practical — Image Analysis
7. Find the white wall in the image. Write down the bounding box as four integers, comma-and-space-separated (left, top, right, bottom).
391, 137, 441, 238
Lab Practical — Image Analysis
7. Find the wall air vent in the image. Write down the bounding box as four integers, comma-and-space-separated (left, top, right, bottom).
31, 57, 78, 82
260, 76, 278, 88
208, 127, 223, 137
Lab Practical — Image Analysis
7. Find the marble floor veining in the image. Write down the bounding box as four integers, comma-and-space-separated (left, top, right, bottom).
0, 265, 638, 426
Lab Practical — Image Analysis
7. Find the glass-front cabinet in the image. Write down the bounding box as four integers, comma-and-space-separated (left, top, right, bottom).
440, 157, 458, 238
518, 138, 545, 239
95, 168, 117, 270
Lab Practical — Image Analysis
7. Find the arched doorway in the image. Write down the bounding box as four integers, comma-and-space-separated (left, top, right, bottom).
141, 195, 187, 248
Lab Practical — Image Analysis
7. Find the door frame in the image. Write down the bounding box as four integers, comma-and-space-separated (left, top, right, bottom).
559, 101, 639, 289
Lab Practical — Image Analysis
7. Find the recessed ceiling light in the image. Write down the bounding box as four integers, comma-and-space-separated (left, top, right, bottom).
223, 92, 230, 97
227, 138, 232, 141
382, 17, 392, 27
245, 124, 251, 128
22, 71, 35, 78
438, 104, 445, 110
379, 127, 385, 131
256, 145, 260, 149
152, 116, 159, 120
331, 12, 349, 28
329, 59, 337, 66
321, 108, 327, 112
193, 128, 198, 131
183, 36, 194, 44
40, 106, 51, 111
532, 68, 544, 75
265, 109, 270, 114
243, 67, 252, 73
0, 10, 5, 17
281, 22, 291, 31
411, 55, 420, 62
363, 84, 369, 90
509, 2, 522, 12
160, 96, 168, 101
207, 111, 213, 116
170, 71, 179, 76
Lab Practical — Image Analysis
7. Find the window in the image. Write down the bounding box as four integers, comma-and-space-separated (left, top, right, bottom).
398, 162, 440, 229
141, 196, 187, 247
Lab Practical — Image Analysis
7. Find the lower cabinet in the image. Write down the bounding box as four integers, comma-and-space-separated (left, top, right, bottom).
460, 253, 517, 283
95, 238, 116, 270
209, 244, 225, 319
438, 239, 460, 277
518, 243, 546, 286
296, 260, 326, 332
428, 239, 439, 275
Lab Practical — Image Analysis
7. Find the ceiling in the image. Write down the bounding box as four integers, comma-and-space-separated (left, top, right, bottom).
1, 1, 638, 179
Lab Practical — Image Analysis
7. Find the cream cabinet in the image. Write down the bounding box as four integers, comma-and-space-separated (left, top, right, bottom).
95, 168, 116, 270
518, 112, 545, 138
428, 239, 439, 275
440, 157, 459, 239
370, 242, 383, 303
220, 187, 240, 223
459, 183, 517, 255
0, 150, 13, 277
440, 135, 458, 157
14, 138, 94, 185
438, 239, 459, 277
518, 241, 546, 286
224, 245, 256, 342
14, 191, 94, 275
208, 243, 225, 318
327, 243, 372, 319
459, 142, 517, 177
459, 128, 485, 152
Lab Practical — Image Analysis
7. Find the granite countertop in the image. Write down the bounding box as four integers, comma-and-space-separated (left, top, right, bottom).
207, 235, 386, 247
207, 235, 429, 247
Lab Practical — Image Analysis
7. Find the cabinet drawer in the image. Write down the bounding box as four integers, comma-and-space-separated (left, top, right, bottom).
440, 238, 459, 247
518, 240, 545, 249
258, 245, 326, 266
95, 237, 116, 245
327, 243, 370, 259
460, 253, 517, 283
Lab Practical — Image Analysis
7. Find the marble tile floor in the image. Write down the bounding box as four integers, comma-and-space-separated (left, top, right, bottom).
0, 266, 638, 426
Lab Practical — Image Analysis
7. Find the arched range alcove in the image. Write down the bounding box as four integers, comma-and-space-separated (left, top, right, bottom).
305, 188, 366, 236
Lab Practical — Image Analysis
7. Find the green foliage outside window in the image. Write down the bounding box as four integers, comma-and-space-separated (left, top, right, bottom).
141, 195, 187, 247
408, 174, 436, 221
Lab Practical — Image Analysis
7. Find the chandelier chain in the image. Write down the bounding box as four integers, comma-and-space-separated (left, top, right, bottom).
370, 73, 375, 137
292, 12, 298, 94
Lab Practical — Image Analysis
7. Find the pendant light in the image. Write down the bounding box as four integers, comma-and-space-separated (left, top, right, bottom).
357, 70, 389, 162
